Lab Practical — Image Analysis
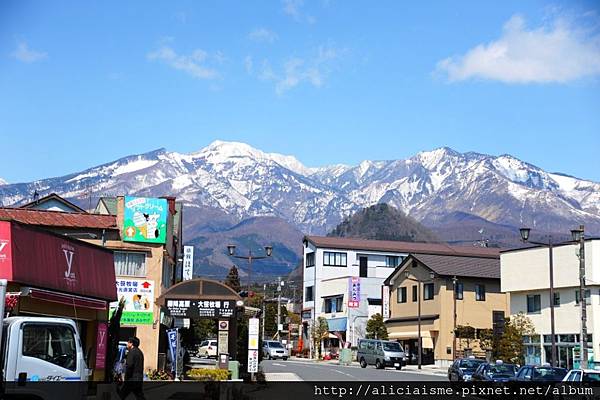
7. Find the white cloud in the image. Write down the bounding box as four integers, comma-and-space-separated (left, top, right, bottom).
249, 28, 278, 43
147, 43, 220, 80
11, 42, 47, 63
282, 0, 316, 24
244, 56, 253, 74
436, 14, 600, 83
259, 45, 342, 95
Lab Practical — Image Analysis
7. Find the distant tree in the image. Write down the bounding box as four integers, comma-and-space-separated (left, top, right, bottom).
477, 328, 494, 352
495, 312, 535, 364
312, 317, 329, 359
224, 265, 241, 293
366, 313, 389, 340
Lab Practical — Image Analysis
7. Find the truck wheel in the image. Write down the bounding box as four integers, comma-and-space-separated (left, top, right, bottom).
375, 359, 384, 369
360, 358, 367, 368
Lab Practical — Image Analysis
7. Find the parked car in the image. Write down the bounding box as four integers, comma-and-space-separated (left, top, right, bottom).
472, 360, 518, 382
198, 339, 218, 358
357, 339, 405, 370
562, 369, 600, 382
447, 357, 486, 382
262, 340, 289, 360
513, 365, 567, 382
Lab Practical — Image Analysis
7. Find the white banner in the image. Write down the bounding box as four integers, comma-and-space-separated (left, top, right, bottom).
248, 318, 259, 350
382, 285, 390, 320
247, 350, 258, 373
182, 245, 194, 281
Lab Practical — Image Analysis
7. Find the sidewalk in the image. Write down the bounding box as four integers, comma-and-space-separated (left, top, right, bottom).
288, 357, 447, 377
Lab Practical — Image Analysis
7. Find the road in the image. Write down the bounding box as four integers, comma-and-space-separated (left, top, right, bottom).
261, 359, 446, 381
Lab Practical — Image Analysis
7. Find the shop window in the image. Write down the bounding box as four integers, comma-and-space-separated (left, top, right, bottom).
115, 251, 146, 277
22, 324, 77, 371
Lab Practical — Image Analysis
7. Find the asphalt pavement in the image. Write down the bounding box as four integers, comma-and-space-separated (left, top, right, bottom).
261, 359, 447, 381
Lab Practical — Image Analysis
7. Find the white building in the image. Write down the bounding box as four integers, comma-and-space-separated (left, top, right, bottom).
302, 236, 499, 354
501, 239, 600, 369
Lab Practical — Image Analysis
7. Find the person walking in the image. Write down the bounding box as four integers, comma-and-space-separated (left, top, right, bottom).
119, 337, 145, 400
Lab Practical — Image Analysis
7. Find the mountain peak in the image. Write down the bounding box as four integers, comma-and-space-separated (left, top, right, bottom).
0, 177, 7, 186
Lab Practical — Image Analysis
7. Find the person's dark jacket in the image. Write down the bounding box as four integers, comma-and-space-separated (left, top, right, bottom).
125, 347, 144, 381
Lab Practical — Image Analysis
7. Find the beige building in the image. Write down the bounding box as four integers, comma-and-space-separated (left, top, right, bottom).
94, 196, 183, 370
383, 252, 508, 367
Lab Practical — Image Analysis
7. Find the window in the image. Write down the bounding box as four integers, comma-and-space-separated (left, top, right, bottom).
527, 294, 541, 313
397, 287, 407, 303
475, 284, 486, 301
455, 282, 464, 300
324, 296, 344, 313
323, 251, 347, 267
22, 324, 77, 371
385, 256, 400, 268
305, 252, 315, 267
114, 251, 146, 277
553, 292, 560, 306
305, 286, 314, 302
423, 283, 434, 300
575, 289, 591, 305
412, 285, 418, 302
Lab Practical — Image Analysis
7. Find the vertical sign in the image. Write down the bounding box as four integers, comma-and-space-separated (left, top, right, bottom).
0, 221, 13, 275
182, 246, 194, 281
348, 277, 361, 308
167, 328, 178, 375
382, 285, 390, 320
248, 317, 259, 373
95, 322, 108, 369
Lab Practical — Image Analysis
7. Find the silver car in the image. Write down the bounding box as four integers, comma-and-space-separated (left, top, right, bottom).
357, 339, 405, 370
262, 340, 289, 360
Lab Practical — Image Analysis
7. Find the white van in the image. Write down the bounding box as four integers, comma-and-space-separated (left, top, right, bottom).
357, 339, 405, 370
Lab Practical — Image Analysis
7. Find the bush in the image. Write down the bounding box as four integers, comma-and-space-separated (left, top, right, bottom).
186, 368, 230, 381
147, 369, 173, 381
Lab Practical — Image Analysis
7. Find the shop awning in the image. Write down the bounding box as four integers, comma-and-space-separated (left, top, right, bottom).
388, 331, 434, 349
23, 287, 108, 310
327, 317, 347, 332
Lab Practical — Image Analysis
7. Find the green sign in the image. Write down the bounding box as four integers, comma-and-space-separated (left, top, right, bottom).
112, 278, 155, 326
123, 197, 168, 244
111, 310, 153, 325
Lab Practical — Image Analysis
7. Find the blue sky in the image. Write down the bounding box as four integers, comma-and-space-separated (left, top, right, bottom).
1, 0, 599, 183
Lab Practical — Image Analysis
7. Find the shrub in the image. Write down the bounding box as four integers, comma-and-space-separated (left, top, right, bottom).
146, 369, 173, 381
186, 368, 230, 381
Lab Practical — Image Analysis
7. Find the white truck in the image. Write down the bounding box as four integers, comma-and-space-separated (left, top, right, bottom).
1, 280, 91, 399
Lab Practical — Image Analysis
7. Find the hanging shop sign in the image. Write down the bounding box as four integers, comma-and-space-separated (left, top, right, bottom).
166, 299, 235, 319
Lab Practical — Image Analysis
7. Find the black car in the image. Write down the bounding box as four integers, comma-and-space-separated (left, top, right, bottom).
472, 361, 518, 382
448, 357, 487, 382
513, 365, 568, 382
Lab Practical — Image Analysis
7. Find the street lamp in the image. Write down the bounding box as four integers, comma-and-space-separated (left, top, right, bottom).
571, 225, 588, 369
404, 268, 435, 370
226, 244, 273, 295
520, 227, 557, 368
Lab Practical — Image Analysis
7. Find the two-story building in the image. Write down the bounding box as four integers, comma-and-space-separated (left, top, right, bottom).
301, 235, 503, 359
501, 239, 600, 369
383, 252, 507, 367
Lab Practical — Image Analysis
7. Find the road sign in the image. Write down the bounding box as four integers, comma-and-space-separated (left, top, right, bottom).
218, 331, 229, 355
248, 318, 259, 350
247, 350, 259, 373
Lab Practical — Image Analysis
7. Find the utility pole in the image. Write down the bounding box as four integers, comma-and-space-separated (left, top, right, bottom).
452, 276, 458, 361
262, 283, 266, 341
277, 277, 282, 340
573, 225, 588, 368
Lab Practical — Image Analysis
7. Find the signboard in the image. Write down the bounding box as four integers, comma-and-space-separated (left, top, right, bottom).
301, 309, 312, 320
167, 329, 178, 375
123, 196, 168, 244
182, 246, 194, 281
95, 322, 108, 369
218, 331, 229, 355
249, 318, 259, 350
218, 320, 229, 331
0, 221, 12, 269
166, 299, 235, 319
247, 350, 259, 373
111, 279, 155, 325
348, 277, 361, 308
382, 285, 390, 320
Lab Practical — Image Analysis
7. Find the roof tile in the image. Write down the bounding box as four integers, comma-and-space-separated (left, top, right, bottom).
0, 207, 117, 230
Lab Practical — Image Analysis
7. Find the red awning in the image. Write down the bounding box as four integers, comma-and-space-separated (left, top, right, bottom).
25, 288, 108, 310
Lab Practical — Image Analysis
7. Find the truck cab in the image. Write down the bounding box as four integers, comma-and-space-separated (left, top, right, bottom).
1, 316, 89, 382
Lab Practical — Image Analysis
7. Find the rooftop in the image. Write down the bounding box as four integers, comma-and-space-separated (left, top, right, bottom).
0, 207, 117, 230
304, 235, 500, 258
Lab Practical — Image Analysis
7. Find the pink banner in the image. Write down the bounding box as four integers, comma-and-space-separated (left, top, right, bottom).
95, 322, 108, 369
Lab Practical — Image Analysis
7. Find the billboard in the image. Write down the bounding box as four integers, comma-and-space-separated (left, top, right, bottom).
123, 197, 168, 244
348, 277, 361, 308
111, 278, 155, 325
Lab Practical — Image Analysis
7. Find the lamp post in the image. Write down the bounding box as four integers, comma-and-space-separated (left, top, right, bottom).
227, 244, 273, 296
571, 225, 588, 369
519, 227, 557, 368
404, 269, 435, 370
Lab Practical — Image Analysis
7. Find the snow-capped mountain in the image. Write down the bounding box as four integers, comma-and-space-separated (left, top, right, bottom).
1, 141, 599, 235
0, 178, 7, 186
